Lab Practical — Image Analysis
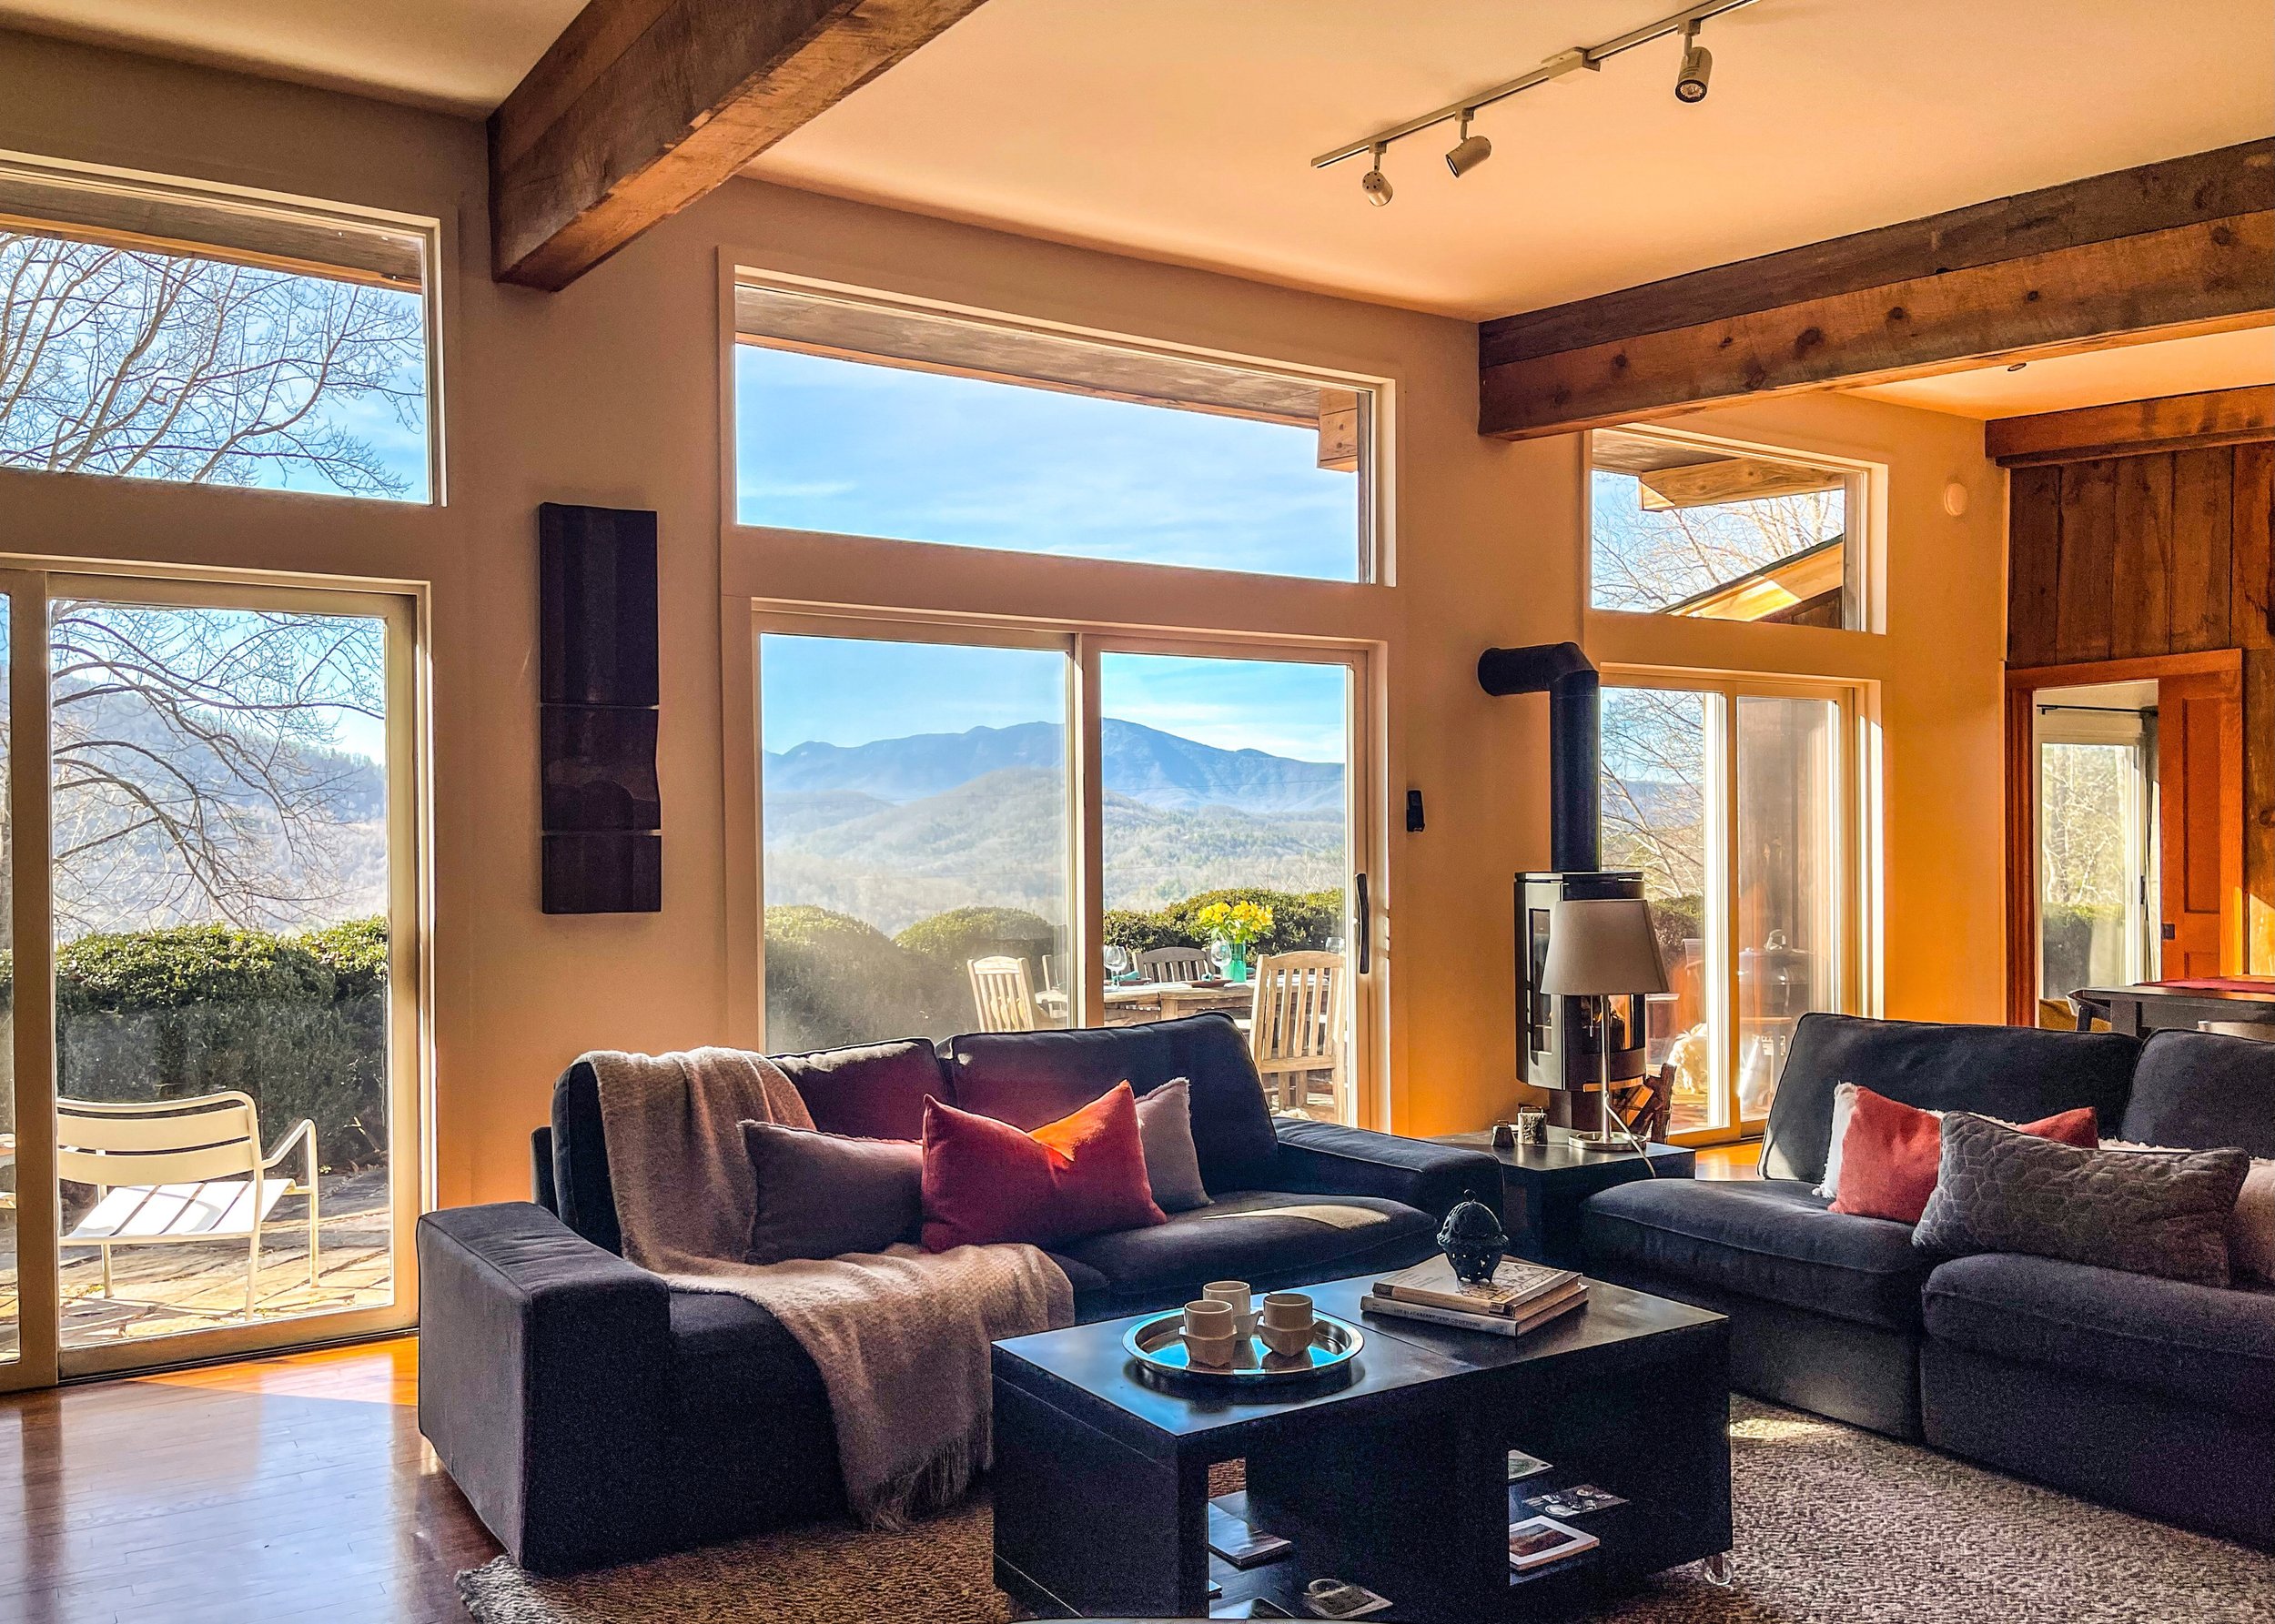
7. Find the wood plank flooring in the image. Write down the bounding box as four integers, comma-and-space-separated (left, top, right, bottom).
0, 1337, 499, 1624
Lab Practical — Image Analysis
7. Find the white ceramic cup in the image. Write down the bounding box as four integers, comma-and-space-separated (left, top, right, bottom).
1203, 1280, 1252, 1317
1183, 1299, 1235, 1340
1261, 1291, 1313, 1330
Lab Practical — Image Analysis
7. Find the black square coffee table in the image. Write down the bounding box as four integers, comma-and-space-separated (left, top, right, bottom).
991, 1274, 1729, 1620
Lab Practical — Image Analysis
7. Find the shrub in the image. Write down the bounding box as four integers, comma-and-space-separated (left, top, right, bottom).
1105, 888, 1343, 956
766, 904, 948, 1052
895, 906, 1057, 967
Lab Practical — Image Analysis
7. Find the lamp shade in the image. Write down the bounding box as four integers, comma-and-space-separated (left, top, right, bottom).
1540, 898, 1668, 997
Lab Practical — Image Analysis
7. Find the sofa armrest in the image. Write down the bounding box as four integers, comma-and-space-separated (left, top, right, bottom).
1271, 1121, 1499, 1220
417, 1203, 673, 1575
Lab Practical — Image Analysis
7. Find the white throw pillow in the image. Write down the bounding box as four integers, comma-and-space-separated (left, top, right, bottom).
2102, 1139, 2275, 1285
1815, 1082, 1859, 1199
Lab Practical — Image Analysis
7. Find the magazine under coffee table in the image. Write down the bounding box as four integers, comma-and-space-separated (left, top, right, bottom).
990, 1274, 1730, 1621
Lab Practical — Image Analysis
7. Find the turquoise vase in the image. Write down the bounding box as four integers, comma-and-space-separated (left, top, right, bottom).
1227, 943, 1249, 983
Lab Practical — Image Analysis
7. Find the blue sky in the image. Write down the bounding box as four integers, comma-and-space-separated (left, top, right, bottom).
744, 347, 1360, 761
761, 635, 1349, 762
735, 346, 1358, 580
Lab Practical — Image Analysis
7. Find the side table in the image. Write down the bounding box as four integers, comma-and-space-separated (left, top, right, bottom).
1431, 1128, 1694, 1269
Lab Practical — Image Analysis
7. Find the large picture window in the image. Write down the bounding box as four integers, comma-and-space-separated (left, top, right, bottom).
1601, 673, 1858, 1139
754, 618, 1368, 1124
1590, 427, 1866, 630
733, 281, 1376, 581
0, 158, 434, 503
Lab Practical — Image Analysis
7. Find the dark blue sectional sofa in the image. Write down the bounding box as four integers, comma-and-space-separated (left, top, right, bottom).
1582, 1014, 2275, 1549
416, 1014, 1496, 1573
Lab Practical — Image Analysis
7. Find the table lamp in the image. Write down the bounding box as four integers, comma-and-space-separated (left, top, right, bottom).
1540, 897, 1669, 1152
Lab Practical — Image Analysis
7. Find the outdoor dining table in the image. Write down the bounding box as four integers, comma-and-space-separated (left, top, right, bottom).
1033, 980, 1257, 1025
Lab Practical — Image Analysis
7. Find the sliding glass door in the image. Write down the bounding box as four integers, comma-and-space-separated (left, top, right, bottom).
1, 570, 423, 1388
1602, 673, 1856, 1141
753, 619, 1372, 1124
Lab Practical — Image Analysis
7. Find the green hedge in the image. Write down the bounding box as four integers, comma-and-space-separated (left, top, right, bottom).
12, 919, 393, 1172
1104, 888, 1343, 956
765, 904, 953, 1053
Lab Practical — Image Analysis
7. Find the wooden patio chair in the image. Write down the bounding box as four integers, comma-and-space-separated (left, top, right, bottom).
57, 1092, 318, 1320
1136, 945, 1215, 984
1248, 951, 1348, 1117
968, 954, 1038, 1033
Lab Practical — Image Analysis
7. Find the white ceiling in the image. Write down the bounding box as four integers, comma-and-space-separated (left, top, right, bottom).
0, 0, 2268, 329
1845, 328, 2275, 420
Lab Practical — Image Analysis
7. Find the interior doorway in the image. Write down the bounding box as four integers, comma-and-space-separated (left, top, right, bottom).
2007, 651, 2245, 1027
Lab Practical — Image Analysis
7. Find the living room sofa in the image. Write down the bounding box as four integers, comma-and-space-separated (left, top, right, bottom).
1581, 1013, 2275, 1549
417, 1013, 1496, 1574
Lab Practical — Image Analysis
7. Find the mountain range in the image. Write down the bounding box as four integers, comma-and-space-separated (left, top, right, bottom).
763, 721, 1346, 933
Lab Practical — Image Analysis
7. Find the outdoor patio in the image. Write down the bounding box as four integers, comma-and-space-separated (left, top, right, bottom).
0, 1167, 394, 1360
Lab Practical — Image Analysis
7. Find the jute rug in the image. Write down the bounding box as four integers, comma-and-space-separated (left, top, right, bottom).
458, 1400, 2275, 1623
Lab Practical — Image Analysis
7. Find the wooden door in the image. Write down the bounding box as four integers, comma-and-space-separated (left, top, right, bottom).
2158, 670, 2246, 978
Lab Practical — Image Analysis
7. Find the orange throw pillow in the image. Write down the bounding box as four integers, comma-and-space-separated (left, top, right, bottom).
921, 1082, 1168, 1251
1827, 1086, 2099, 1225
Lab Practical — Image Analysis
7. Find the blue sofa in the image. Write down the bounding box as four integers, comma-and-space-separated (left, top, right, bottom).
1582, 1014, 2275, 1549
417, 1014, 1496, 1573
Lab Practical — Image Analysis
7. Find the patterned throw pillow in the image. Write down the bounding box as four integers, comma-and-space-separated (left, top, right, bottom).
2104, 1139, 2275, 1285
1913, 1113, 2250, 1286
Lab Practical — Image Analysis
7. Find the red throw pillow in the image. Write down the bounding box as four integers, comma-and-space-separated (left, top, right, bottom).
1829, 1086, 2099, 1224
921, 1082, 1168, 1251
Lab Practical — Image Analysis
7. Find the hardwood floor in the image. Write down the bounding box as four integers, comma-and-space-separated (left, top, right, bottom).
0, 1337, 499, 1624
1694, 1138, 1764, 1179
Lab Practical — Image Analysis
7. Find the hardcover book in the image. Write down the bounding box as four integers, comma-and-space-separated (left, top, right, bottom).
1372, 1256, 1580, 1316
1359, 1280, 1586, 1337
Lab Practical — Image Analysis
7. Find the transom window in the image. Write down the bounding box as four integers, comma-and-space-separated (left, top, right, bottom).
733, 279, 1378, 581
1590, 427, 1866, 630
0, 156, 435, 503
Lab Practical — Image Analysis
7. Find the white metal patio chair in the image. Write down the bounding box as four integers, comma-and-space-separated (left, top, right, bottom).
1249, 951, 1350, 1118
57, 1092, 318, 1320
968, 955, 1039, 1033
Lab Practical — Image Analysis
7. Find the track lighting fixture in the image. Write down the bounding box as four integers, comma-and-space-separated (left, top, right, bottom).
1444, 109, 1491, 178
1674, 20, 1713, 103
1314, 0, 1760, 198
1361, 146, 1392, 206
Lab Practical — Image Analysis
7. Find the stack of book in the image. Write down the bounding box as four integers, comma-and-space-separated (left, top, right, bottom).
1358, 1256, 1587, 1337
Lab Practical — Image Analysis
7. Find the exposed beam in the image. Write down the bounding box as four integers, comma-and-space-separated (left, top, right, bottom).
1987, 385, 2275, 467
490, 0, 990, 290
1478, 141, 2275, 439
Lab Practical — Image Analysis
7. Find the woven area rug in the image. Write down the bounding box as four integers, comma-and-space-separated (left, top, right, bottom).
458, 1400, 2275, 1623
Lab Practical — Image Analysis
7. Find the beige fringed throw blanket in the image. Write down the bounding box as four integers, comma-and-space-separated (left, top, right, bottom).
585, 1048, 1073, 1528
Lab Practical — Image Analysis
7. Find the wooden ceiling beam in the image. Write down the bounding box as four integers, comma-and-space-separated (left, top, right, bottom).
1477, 141, 2275, 440
490, 0, 990, 290
1987, 385, 2275, 467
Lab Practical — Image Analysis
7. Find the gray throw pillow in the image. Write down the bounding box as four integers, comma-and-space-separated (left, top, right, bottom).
1134, 1077, 1211, 1213
1914, 1112, 2249, 1286
742, 1120, 923, 1265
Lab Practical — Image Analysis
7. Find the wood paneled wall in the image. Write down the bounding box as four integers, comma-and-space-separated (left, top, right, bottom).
2007, 439, 2275, 971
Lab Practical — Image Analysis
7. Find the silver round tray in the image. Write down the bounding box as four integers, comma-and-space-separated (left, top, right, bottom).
1122, 1310, 1363, 1387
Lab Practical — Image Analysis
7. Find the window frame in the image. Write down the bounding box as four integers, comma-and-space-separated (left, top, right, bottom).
743, 605, 1383, 1127
1601, 664, 1870, 1145
0, 147, 446, 508
1583, 423, 1880, 635
727, 267, 1389, 586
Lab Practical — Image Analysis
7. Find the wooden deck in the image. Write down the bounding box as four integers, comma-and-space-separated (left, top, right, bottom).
0, 1170, 395, 1361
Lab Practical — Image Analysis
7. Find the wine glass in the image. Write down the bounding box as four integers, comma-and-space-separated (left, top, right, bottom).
1208, 941, 1231, 980
1104, 944, 1130, 983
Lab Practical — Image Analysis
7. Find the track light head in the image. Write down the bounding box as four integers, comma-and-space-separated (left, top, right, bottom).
1674, 23, 1712, 103
1362, 145, 1393, 206
1445, 110, 1491, 177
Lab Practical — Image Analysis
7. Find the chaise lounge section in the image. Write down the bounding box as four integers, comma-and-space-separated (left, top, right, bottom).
1582, 1013, 2275, 1548
417, 1014, 1497, 1573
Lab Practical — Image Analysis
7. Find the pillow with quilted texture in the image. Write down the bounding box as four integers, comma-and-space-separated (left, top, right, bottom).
1828, 1085, 2098, 1224
1915, 1114, 2249, 1285
2104, 1139, 2275, 1285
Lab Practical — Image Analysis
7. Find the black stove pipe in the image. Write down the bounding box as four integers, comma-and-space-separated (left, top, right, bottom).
1477, 641, 1601, 873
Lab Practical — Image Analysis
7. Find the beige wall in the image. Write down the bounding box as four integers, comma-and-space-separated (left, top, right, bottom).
0, 31, 2008, 1204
